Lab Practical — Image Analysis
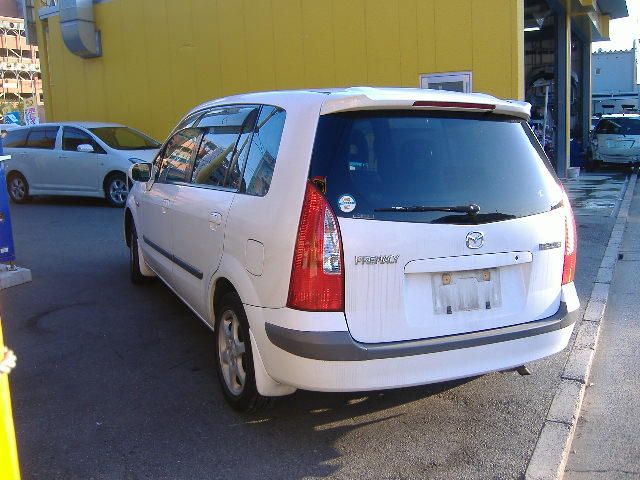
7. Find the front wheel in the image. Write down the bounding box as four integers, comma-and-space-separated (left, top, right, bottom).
129, 222, 152, 284
7, 172, 30, 204
105, 173, 128, 207
214, 292, 273, 412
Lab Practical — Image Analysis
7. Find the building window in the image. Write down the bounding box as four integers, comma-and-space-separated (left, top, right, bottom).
595, 68, 601, 75
420, 71, 473, 93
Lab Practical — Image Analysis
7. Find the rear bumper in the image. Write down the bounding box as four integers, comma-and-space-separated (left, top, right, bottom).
250, 299, 578, 393
265, 302, 576, 361
594, 152, 640, 164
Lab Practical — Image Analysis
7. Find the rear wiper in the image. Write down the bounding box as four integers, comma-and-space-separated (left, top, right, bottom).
375, 204, 480, 214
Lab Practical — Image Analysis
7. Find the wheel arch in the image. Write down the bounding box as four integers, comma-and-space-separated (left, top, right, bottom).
6, 169, 25, 181
102, 169, 126, 194
211, 277, 238, 321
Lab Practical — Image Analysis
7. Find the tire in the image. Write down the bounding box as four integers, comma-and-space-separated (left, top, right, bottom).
584, 152, 598, 173
105, 172, 128, 207
6, 172, 31, 204
129, 222, 151, 285
214, 292, 273, 412
584, 159, 595, 173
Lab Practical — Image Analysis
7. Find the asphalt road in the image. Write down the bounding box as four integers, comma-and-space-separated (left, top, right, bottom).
565, 183, 640, 479
0, 186, 617, 480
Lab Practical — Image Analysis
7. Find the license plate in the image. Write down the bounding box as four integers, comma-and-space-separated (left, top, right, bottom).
432, 268, 502, 315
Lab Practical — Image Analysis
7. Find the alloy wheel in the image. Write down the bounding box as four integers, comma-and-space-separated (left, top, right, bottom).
9, 176, 26, 201
109, 178, 128, 205
217, 309, 247, 396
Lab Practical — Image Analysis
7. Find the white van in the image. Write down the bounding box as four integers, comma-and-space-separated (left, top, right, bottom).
590, 114, 640, 169
4, 122, 160, 206
124, 87, 579, 412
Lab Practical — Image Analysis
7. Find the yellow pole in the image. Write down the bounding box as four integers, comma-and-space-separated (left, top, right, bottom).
0, 318, 20, 480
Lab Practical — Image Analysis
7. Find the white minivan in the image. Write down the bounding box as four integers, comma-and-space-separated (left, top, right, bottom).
4, 122, 160, 206
125, 87, 579, 412
589, 114, 640, 169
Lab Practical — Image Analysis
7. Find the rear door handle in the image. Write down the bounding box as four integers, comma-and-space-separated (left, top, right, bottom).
209, 212, 223, 230
161, 198, 170, 214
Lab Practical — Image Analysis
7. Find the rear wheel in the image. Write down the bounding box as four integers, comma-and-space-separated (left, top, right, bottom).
584, 153, 599, 172
105, 173, 128, 207
7, 172, 30, 204
214, 292, 273, 412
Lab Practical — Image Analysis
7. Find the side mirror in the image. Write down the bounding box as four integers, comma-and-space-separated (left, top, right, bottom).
77, 143, 94, 153
129, 162, 152, 183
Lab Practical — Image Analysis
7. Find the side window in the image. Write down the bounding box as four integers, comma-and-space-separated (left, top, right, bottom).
3, 128, 28, 148
240, 106, 286, 196
156, 128, 202, 184
25, 127, 59, 149
62, 127, 104, 153
191, 106, 257, 189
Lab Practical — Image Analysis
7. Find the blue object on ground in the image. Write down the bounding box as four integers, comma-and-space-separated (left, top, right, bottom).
570, 139, 585, 167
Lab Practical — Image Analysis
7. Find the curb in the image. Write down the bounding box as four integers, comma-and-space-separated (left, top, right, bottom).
525, 173, 638, 480
0, 264, 32, 290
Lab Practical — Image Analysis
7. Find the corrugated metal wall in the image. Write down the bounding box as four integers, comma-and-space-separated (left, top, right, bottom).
37, 0, 524, 140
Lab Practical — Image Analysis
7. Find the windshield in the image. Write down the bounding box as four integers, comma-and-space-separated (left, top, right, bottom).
595, 117, 640, 135
309, 111, 562, 224
89, 127, 161, 150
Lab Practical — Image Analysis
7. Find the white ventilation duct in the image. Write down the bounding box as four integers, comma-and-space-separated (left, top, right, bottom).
59, 0, 101, 58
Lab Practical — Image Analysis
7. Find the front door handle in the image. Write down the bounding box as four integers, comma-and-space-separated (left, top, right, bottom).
209, 212, 223, 230
161, 198, 170, 214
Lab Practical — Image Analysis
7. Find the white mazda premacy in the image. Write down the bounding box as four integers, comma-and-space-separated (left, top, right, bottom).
124, 87, 579, 412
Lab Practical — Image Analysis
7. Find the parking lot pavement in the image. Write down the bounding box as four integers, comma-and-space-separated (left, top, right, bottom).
0, 194, 617, 480
564, 171, 629, 217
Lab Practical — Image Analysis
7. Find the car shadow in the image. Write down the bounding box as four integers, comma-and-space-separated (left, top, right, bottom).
116, 281, 478, 480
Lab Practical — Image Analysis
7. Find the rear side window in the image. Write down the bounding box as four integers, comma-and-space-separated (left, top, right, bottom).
240, 106, 285, 196
3, 128, 28, 148
25, 127, 59, 149
310, 111, 562, 225
191, 106, 257, 189
157, 128, 202, 183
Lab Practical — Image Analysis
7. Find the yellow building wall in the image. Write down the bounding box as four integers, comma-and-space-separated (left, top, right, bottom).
37, 0, 524, 141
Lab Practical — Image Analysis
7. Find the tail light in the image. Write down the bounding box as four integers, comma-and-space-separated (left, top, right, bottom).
287, 182, 344, 311
561, 187, 577, 285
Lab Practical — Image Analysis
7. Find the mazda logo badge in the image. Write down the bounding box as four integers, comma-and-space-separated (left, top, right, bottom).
466, 231, 484, 249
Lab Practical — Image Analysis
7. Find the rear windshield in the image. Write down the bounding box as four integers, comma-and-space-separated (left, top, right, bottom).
89, 127, 160, 150
595, 117, 640, 135
310, 111, 562, 225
